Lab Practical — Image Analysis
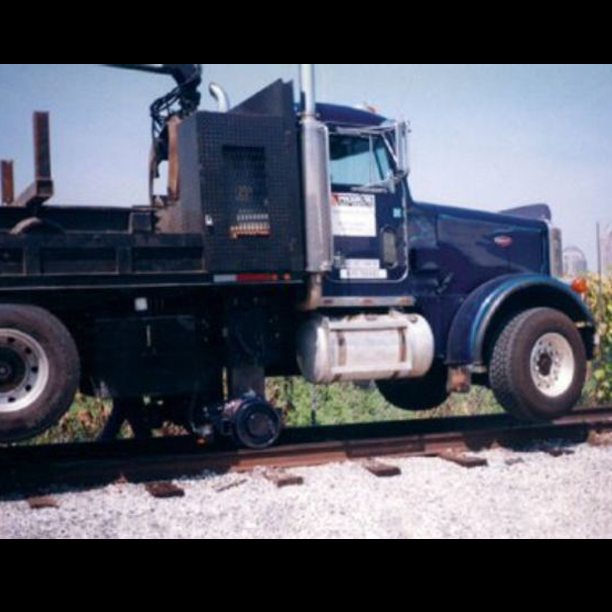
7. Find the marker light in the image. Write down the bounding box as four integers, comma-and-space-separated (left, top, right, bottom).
571, 278, 588, 295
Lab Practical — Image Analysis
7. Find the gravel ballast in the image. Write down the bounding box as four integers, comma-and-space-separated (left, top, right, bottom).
1, 443, 612, 539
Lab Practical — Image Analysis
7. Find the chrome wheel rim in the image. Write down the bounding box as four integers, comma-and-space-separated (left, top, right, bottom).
530, 333, 575, 398
0, 329, 50, 414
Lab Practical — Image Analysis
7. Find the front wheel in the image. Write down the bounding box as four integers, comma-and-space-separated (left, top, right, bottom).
489, 308, 587, 422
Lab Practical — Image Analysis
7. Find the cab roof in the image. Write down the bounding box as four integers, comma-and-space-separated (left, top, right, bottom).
316, 103, 389, 127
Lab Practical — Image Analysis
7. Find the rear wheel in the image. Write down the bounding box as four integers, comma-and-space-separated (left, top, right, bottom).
0, 305, 80, 442
376, 361, 449, 411
489, 308, 587, 422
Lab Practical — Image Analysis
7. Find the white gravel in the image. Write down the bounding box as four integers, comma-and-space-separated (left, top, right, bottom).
2, 443, 612, 539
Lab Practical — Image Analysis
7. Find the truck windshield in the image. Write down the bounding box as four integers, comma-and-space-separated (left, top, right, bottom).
329, 134, 392, 188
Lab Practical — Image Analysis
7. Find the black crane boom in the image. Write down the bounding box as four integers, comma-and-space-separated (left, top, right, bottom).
102, 64, 202, 88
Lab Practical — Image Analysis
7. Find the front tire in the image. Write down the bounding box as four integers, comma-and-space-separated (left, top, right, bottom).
0, 305, 80, 442
489, 308, 587, 422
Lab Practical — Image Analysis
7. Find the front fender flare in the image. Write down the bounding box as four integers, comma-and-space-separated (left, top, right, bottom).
446, 274, 595, 366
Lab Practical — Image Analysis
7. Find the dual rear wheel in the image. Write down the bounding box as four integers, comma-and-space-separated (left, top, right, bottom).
0, 305, 79, 443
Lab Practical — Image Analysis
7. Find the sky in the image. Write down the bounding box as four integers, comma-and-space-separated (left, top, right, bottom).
0, 63, 610, 267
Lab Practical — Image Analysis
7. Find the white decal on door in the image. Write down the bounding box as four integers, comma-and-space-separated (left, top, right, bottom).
331, 193, 377, 238
340, 259, 388, 280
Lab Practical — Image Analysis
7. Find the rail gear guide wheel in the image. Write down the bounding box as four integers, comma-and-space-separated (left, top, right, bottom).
211, 394, 283, 450
0, 305, 80, 442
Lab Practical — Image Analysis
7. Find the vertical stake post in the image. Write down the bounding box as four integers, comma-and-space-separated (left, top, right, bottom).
1, 160, 14, 205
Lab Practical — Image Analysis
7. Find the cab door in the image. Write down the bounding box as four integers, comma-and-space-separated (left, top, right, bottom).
322, 128, 409, 300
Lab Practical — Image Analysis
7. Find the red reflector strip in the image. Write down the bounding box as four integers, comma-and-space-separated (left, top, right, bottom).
213, 274, 292, 284
236, 273, 280, 282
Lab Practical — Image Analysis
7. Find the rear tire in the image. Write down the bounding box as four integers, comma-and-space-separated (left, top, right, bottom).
376, 361, 449, 411
489, 308, 586, 422
0, 305, 80, 442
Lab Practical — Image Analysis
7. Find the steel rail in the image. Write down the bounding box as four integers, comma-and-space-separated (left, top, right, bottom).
1, 407, 611, 496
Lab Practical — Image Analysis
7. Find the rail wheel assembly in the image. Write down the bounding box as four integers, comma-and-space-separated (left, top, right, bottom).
210, 394, 283, 450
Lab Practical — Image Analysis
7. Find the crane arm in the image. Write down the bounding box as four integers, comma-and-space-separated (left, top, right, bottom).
102, 64, 203, 181
102, 64, 202, 88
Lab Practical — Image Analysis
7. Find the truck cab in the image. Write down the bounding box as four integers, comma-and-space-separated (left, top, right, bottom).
322, 104, 412, 306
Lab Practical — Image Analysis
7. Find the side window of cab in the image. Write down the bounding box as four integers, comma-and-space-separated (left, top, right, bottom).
329, 134, 391, 188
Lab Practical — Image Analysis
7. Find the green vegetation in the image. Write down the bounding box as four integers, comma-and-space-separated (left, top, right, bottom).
30, 394, 112, 445
270, 378, 501, 427
585, 275, 612, 404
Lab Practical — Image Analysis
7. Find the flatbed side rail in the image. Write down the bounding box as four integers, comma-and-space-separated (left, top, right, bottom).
0, 231, 305, 292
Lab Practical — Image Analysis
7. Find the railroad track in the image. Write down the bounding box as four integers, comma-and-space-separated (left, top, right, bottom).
1, 406, 611, 496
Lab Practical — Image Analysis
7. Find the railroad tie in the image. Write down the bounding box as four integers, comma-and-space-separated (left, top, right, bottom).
362, 459, 401, 478
263, 469, 304, 488
26, 495, 59, 510
145, 481, 186, 499
544, 447, 575, 458
438, 450, 488, 469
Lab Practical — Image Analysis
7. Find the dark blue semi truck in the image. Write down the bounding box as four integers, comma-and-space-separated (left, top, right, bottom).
0, 64, 597, 447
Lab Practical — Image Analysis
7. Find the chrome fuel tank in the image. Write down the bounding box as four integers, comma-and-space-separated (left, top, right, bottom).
297, 312, 434, 384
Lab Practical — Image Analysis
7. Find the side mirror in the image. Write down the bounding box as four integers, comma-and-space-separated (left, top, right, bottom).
395, 121, 410, 176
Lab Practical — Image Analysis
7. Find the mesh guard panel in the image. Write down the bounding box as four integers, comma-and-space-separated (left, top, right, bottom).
177, 107, 304, 274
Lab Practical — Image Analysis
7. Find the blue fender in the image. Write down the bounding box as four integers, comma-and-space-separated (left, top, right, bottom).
446, 274, 596, 366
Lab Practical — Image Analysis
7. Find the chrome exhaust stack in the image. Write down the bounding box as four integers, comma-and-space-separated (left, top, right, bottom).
299, 64, 333, 279
300, 64, 317, 118
209, 83, 231, 112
